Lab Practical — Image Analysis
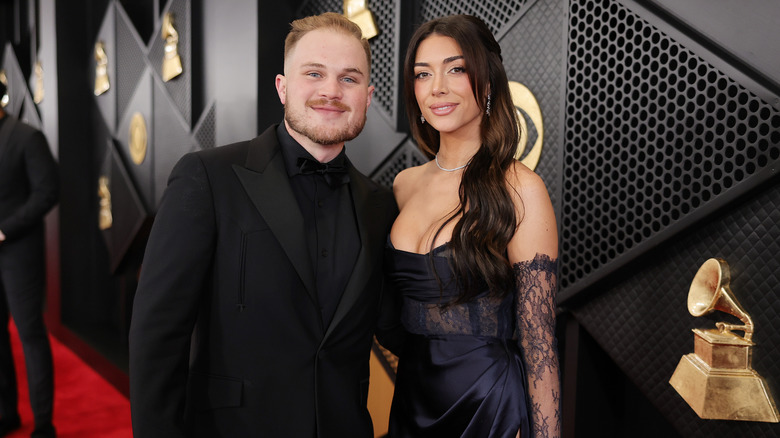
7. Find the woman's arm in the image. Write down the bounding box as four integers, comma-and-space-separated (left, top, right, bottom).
507, 163, 561, 438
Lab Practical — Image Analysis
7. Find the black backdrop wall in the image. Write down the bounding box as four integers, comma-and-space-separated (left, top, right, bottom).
1, 0, 778, 436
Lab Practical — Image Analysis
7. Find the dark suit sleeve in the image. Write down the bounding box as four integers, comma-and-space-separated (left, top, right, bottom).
0, 130, 59, 238
129, 152, 216, 437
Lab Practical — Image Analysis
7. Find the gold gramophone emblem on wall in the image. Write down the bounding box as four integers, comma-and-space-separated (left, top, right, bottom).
94, 41, 110, 96
344, 0, 378, 40
161, 12, 183, 82
669, 258, 779, 422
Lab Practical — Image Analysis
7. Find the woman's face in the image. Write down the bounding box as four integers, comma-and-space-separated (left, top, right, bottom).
412, 34, 482, 140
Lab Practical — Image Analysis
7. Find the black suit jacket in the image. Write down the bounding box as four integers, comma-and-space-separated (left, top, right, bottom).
129, 125, 398, 437
0, 115, 58, 265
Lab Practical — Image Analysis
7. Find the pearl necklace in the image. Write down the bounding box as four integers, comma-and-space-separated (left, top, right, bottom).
435, 154, 470, 172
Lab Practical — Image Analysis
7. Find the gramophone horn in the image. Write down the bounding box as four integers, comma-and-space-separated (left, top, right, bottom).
687, 258, 754, 341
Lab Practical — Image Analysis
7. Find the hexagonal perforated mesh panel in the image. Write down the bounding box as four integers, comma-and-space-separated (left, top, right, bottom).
560, 0, 780, 293
372, 140, 428, 189
420, 0, 529, 34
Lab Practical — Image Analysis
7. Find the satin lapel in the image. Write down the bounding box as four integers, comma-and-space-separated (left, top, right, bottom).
323, 166, 376, 340
232, 128, 317, 300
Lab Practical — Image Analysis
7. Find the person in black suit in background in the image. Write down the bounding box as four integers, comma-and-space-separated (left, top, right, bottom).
129, 12, 399, 437
0, 80, 58, 438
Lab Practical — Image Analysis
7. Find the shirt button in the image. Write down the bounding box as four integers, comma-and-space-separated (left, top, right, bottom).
321, 249, 328, 257
318, 201, 324, 208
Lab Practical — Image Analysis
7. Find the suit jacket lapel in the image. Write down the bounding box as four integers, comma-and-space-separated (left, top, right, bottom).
232, 126, 317, 301
323, 166, 377, 340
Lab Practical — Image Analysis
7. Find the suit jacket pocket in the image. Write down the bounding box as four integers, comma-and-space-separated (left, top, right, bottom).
190, 372, 243, 411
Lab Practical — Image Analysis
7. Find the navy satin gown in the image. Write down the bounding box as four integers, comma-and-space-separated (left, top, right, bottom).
386, 240, 530, 438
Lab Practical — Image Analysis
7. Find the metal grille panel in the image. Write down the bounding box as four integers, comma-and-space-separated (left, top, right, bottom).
372, 139, 427, 190
194, 102, 216, 150
420, 0, 528, 35
560, 0, 780, 293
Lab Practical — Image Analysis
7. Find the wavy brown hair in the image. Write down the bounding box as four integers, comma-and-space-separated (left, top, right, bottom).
404, 15, 522, 302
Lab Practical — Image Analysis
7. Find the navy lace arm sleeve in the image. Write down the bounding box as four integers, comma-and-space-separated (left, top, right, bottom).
514, 254, 561, 438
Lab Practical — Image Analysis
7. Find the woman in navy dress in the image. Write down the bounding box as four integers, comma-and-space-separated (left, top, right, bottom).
385, 15, 561, 437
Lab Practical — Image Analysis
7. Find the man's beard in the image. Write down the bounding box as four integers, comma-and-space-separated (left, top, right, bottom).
284, 99, 367, 146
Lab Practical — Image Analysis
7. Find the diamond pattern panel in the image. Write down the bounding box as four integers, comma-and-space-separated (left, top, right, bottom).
193, 101, 216, 150
572, 178, 780, 437
115, 3, 148, 126
92, 3, 117, 132
148, 0, 192, 125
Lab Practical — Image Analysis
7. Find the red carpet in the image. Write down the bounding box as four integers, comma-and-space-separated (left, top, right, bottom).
7, 322, 132, 437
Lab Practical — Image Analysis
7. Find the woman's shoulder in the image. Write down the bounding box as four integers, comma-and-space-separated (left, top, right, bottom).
392, 161, 431, 201
506, 161, 549, 201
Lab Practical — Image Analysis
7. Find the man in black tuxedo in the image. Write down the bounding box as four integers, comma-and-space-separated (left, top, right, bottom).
129, 12, 398, 437
0, 81, 58, 438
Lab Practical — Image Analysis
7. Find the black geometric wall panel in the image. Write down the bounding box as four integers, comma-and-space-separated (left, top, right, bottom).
21, 93, 41, 129
558, 0, 780, 297
372, 139, 427, 189
116, 69, 154, 209
101, 139, 149, 273
419, 0, 529, 35
93, 3, 117, 132
571, 178, 780, 437
148, 0, 192, 125
90, 0, 208, 271
1, 44, 27, 117
115, 3, 148, 126
193, 101, 216, 150
153, 78, 192, 205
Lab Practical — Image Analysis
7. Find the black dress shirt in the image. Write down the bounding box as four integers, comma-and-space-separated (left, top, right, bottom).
277, 123, 360, 329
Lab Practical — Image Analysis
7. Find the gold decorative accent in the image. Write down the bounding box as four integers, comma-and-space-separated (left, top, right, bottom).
129, 112, 148, 165
508, 81, 544, 170
161, 12, 183, 82
0, 70, 8, 108
669, 258, 779, 422
94, 41, 110, 96
98, 176, 113, 230
33, 61, 44, 104
344, 0, 378, 40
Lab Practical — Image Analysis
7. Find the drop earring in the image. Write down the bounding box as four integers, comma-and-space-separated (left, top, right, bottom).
485, 93, 491, 116
420, 114, 426, 124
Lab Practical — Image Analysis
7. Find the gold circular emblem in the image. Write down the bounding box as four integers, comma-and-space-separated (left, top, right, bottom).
129, 112, 147, 165
508, 81, 544, 170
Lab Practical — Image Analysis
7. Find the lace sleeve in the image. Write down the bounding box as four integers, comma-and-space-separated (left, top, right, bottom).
514, 254, 561, 438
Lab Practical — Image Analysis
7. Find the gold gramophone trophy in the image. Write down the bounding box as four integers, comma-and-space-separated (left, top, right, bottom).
161, 12, 183, 82
344, 0, 378, 40
669, 258, 779, 422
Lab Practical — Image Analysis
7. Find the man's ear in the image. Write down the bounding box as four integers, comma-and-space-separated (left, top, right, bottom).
366, 85, 375, 109
275, 74, 287, 105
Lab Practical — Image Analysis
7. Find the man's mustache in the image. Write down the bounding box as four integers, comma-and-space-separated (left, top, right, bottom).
306, 99, 350, 111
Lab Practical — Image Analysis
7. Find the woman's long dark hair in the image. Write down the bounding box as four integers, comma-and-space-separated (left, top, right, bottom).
403, 15, 522, 302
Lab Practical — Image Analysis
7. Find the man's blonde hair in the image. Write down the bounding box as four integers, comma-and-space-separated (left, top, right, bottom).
284, 12, 372, 76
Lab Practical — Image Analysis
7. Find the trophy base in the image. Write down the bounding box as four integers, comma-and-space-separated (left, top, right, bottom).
670, 353, 779, 422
